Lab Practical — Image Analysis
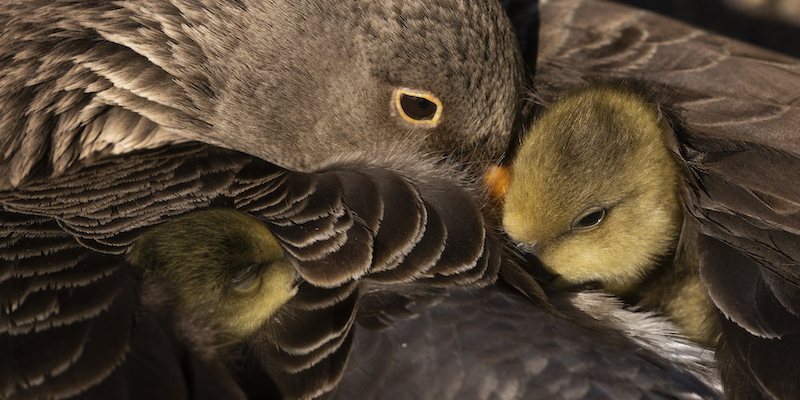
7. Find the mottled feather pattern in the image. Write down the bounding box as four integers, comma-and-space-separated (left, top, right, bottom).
673, 132, 800, 398
1, 142, 502, 399
250, 285, 360, 399
536, 0, 800, 161
664, 105, 800, 346
0, 0, 205, 188
2, 143, 500, 288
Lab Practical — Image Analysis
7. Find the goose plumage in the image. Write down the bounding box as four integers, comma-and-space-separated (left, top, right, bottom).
4, 0, 796, 398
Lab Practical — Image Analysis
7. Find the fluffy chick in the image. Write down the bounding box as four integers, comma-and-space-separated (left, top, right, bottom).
502, 85, 715, 344
125, 208, 299, 344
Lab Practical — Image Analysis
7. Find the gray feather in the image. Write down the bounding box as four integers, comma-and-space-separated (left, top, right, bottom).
0, 0, 524, 189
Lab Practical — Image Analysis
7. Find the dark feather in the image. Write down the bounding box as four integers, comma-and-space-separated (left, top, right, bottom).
717, 311, 800, 400
329, 284, 721, 400
0, 213, 247, 400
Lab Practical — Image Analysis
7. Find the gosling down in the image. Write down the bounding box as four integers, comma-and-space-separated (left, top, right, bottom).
502, 85, 712, 341
126, 208, 300, 345
499, 85, 800, 400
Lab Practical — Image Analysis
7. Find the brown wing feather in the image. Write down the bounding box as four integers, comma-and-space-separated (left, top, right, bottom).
1, 212, 248, 399
2, 142, 504, 398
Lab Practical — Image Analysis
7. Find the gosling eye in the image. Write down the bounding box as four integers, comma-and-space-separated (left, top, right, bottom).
231, 263, 261, 292
572, 208, 607, 231
394, 88, 442, 126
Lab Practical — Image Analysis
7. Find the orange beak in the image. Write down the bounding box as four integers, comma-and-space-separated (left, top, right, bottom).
484, 165, 511, 203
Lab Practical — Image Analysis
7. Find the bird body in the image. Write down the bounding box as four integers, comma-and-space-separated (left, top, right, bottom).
1, 136, 720, 400
5, 0, 800, 398
502, 85, 716, 345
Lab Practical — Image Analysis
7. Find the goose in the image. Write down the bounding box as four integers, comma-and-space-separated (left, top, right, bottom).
125, 208, 300, 345
0, 0, 789, 398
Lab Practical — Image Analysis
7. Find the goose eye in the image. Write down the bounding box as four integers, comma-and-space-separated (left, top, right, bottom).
394, 88, 442, 126
573, 208, 606, 230
231, 263, 261, 292
401, 96, 436, 120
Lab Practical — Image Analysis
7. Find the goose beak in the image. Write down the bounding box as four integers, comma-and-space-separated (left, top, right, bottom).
484, 165, 511, 203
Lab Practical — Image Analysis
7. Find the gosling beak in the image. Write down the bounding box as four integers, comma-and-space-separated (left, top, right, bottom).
484, 165, 511, 203
516, 241, 538, 256
293, 274, 305, 289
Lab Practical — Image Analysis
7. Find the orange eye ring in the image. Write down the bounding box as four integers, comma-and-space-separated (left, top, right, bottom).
394, 88, 443, 126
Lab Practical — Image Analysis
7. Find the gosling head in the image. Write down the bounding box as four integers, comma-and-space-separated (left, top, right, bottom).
503, 86, 684, 293
126, 208, 299, 343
